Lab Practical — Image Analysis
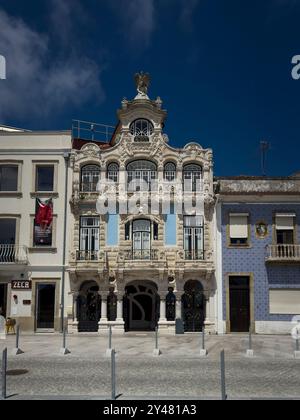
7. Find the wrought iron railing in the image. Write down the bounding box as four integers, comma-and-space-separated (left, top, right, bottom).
164, 171, 176, 182
124, 249, 158, 261
0, 245, 28, 264
127, 171, 158, 192
76, 250, 99, 261
81, 182, 99, 193
266, 244, 300, 261
72, 120, 115, 143
185, 250, 205, 261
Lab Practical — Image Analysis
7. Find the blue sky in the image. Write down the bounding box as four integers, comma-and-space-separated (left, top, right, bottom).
0, 0, 299, 177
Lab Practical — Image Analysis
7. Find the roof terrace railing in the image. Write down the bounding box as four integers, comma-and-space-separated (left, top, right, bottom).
72, 120, 115, 143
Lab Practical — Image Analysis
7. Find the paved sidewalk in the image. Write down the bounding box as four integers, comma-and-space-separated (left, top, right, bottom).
1, 333, 300, 400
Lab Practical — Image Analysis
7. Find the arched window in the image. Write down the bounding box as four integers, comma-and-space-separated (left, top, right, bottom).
107, 163, 119, 183
81, 165, 101, 192
164, 162, 176, 181
130, 119, 154, 142
127, 160, 157, 192
183, 164, 203, 192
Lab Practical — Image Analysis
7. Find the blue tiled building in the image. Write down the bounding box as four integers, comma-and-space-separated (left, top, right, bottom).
217, 176, 300, 334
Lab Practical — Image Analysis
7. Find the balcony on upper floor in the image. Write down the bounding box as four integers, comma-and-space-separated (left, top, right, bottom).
0, 245, 28, 266
266, 244, 300, 263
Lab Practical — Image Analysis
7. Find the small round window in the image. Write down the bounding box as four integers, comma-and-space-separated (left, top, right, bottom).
130, 119, 154, 141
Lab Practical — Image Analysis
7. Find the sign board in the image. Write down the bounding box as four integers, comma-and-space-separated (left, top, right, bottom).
11, 280, 32, 291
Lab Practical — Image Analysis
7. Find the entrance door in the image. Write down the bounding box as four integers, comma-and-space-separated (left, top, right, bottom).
229, 276, 250, 333
182, 280, 205, 332
77, 282, 101, 332
124, 282, 159, 332
0, 284, 7, 317
36, 284, 56, 330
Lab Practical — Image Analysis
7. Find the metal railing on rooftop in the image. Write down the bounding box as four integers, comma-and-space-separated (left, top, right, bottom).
72, 120, 115, 143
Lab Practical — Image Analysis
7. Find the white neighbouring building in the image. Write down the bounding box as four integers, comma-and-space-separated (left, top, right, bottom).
0, 129, 72, 332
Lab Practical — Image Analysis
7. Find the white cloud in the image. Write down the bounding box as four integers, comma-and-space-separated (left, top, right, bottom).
0, 8, 105, 123
109, 0, 155, 49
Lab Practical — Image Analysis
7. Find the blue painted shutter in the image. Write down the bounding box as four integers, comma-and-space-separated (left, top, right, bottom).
107, 214, 119, 246
165, 205, 177, 246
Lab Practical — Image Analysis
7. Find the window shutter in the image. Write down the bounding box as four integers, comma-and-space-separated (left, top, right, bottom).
275, 214, 295, 231
229, 214, 248, 239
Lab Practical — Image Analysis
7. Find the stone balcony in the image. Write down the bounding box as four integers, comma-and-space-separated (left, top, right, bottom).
0, 245, 28, 266
266, 244, 300, 263
69, 250, 108, 275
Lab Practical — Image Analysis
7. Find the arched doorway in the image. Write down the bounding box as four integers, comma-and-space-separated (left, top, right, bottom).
182, 280, 206, 332
77, 281, 101, 332
124, 281, 159, 332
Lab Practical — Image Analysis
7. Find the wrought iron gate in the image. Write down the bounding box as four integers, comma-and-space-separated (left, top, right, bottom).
182, 281, 205, 332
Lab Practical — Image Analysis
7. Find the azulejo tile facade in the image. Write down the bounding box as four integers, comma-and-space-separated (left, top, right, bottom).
0, 74, 299, 335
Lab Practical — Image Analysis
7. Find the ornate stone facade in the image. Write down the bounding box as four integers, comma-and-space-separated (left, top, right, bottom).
67, 76, 217, 334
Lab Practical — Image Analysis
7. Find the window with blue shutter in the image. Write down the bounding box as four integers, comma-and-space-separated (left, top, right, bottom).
107, 214, 119, 246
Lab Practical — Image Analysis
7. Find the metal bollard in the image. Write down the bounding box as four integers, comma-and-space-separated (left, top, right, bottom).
246, 329, 254, 357
60, 326, 71, 355
220, 350, 227, 401
12, 324, 24, 356
153, 327, 161, 356
1, 348, 7, 400
111, 349, 116, 401
200, 328, 208, 357
109, 325, 112, 350
296, 338, 299, 352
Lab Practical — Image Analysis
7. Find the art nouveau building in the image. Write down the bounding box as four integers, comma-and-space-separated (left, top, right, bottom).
67, 79, 217, 334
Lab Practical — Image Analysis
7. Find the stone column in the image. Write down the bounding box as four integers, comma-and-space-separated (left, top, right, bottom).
176, 292, 183, 319
116, 296, 123, 321
114, 293, 125, 333
159, 296, 166, 322
99, 292, 108, 331
69, 292, 79, 334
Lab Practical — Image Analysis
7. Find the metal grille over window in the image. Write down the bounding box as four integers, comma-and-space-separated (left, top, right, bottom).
81, 165, 101, 192
130, 119, 154, 142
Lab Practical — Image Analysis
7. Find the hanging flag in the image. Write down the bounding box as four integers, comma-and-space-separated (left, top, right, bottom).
34, 199, 53, 246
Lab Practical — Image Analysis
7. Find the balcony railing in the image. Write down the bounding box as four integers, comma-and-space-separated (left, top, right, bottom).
127, 171, 158, 192
185, 250, 205, 261
0, 245, 28, 265
266, 245, 300, 262
81, 182, 99, 193
76, 250, 99, 261
124, 249, 158, 261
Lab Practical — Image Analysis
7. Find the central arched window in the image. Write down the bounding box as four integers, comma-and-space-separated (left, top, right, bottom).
130, 119, 154, 142
183, 164, 203, 192
127, 160, 157, 192
81, 165, 101, 192
107, 163, 119, 183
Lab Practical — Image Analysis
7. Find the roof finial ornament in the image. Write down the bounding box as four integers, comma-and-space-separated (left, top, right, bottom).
134, 71, 150, 99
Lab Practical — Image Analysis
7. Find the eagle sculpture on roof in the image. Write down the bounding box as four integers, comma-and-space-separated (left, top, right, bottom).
134, 72, 151, 97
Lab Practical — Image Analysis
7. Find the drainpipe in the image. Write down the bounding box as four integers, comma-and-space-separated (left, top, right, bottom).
60, 152, 70, 333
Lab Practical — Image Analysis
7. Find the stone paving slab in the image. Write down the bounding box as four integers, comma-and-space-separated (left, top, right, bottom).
1, 334, 300, 400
